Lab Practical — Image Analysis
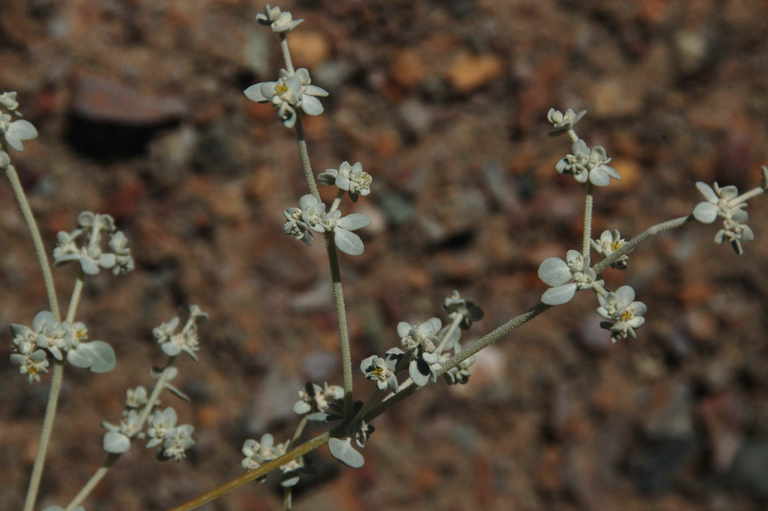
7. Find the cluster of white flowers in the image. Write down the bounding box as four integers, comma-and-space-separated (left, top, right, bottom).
9, 311, 116, 382
591, 229, 631, 269
318, 161, 373, 201
256, 4, 303, 33
0, 91, 37, 166
293, 381, 344, 420
103, 379, 195, 462
548, 108, 620, 187
360, 291, 483, 391
241, 433, 304, 487
692, 181, 756, 255
53, 211, 134, 276
153, 305, 208, 360
597, 286, 647, 342
538, 250, 602, 306
244, 68, 328, 128
283, 194, 371, 255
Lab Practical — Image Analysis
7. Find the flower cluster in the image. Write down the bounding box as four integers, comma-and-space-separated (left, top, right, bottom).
9, 311, 116, 381
53, 211, 134, 276
256, 4, 303, 33
547, 107, 586, 133
153, 305, 208, 361
591, 229, 631, 269
293, 381, 344, 420
318, 161, 373, 201
692, 181, 756, 255
555, 139, 621, 187
102, 374, 196, 462
241, 433, 304, 487
283, 194, 370, 255
537, 250, 602, 306
244, 68, 328, 128
597, 286, 647, 342
0, 91, 37, 165
360, 348, 404, 392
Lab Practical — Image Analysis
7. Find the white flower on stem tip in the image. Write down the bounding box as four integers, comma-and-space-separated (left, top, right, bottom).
0, 92, 37, 153
161, 423, 195, 461
397, 317, 442, 351
256, 4, 303, 33
547, 107, 586, 133
538, 250, 602, 306
692, 181, 754, 255
591, 229, 631, 269
102, 409, 143, 454
318, 161, 373, 201
126, 386, 149, 408
597, 285, 647, 342
10, 349, 49, 383
293, 382, 344, 418
360, 348, 404, 391
146, 407, 178, 448
443, 290, 484, 329
555, 139, 621, 186
244, 68, 328, 128
53, 211, 134, 276
288, 194, 370, 255
242, 433, 280, 470
153, 305, 208, 360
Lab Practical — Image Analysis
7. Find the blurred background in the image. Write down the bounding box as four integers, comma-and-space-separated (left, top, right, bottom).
2, 0, 768, 509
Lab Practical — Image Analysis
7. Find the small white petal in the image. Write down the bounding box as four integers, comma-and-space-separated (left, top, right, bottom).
103, 431, 131, 453
696, 182, 718, 203
538, 257, 571, 286
409, 360, 430, 386
328, 437, 364, 468
397, 322, 412, 338
301, 95, 324, 116
304, 85, 329, 97
334, 228, 364, 255
541, 283, 577, 306
614, 285, 636, 308
589, 167, 611, 186
337, 213, 370, 231
5, 120, 38, 151
693, 202, 718, 223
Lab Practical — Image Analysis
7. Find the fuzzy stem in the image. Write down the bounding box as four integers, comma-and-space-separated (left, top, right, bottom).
7, 161, 64, 511
294, 116, 320, 199
325, 233, 354, 417
64, 454, 118, 511
593, 215, 693, 274
279, 34, 295, 74
582, 183, 593, 264
732, 186, 764, 205
66, 278, 84, 323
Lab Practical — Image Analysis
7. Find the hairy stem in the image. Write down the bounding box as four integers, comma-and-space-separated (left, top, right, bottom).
294, 116, 320, 199
7, 161, 65, 511
66, 278, 84, 323
64, 454, 118, 511
325, 233, 354, 416
279, 34, 295, 74
582, 183, 593, 264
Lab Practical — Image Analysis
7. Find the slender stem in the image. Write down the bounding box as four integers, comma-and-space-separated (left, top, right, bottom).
732, 186, 764, 205
283, 487, 293, 510
279, 34, 295, 74
593, 215, 693, 274
6, 161, 65, 511
294, 116, 320, 199
5, 164, 61, 319
582, 183, 593, 264
66, 278, 84, 323
436, 314, 462, 353
288, 416, 309, 448
168, 432, 331, 511
325, 233, 354, 416
137, 367, 175, 428
23, 362, 63, 511
64, 454, 118, 511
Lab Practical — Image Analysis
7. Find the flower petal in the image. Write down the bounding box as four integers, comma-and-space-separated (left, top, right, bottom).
103, 431, 131, 453
337, 213, 370, 231
696, 182, 717, 203
538, 257, 571, 286
301, 95, 324, 116
328, 437, 364, 468
693, 201, 718, 223
541, 283, 577, 306
5, 120, 38, 151
614, 285, 636, 309
334, 228, 364, 255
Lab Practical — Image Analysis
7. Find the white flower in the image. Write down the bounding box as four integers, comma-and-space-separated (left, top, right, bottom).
288, 194, 370, 255
360, 348, 403, 391
102, 409, 143, 454
162, 424, 195, 461
443, 290, 484, 329
293, 382, 344, 418
153, 305, 207, 360
256, 4, 303, 32
318, 161, 373, 201
244, 68, 328, 128
53, 212, 134, 276
555, 139, 621, 186
537, 250, 601, 306
692, 181, 754, 254
283, 207, 314, 244
126, 386, 149, 408
397, 317, 442, 351
591, 229, 630, 269
10, 349, 49, 383
146, 407, 178, 448
409, 348, 442, 387
547, 107, 586, 132
242, 433, 280, 470
597, 285, 647, 342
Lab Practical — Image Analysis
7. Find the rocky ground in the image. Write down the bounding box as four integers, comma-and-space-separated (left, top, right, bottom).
2, 1, 768, 510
